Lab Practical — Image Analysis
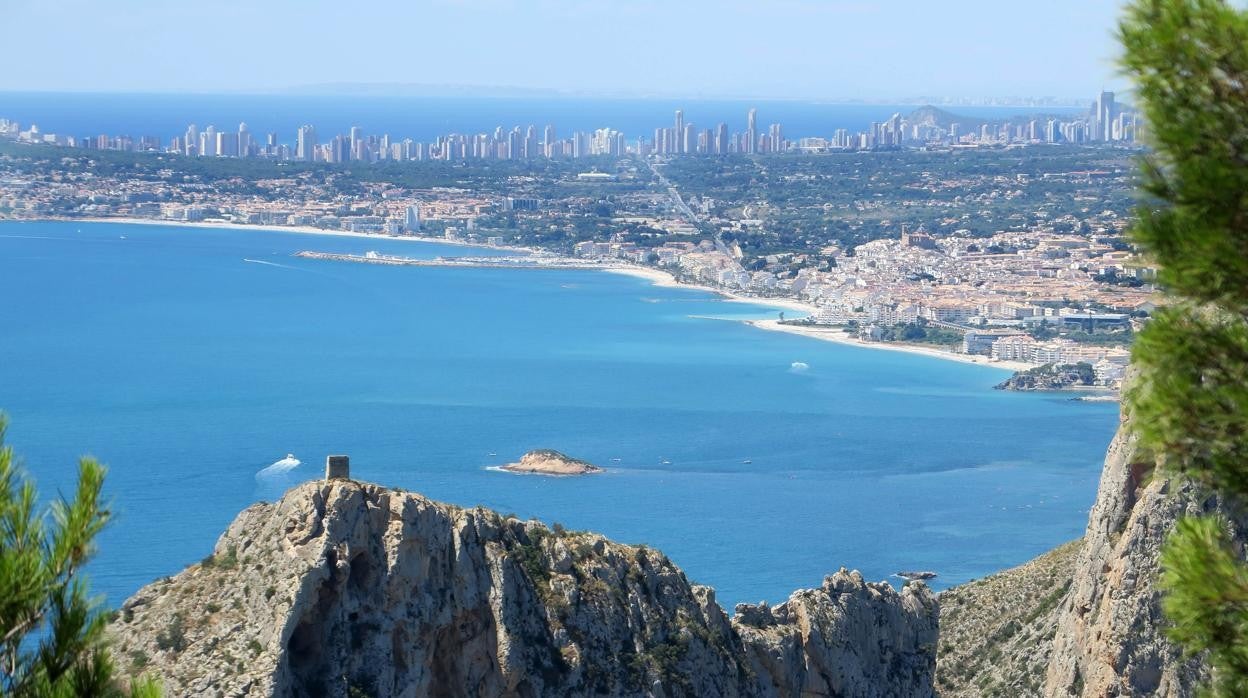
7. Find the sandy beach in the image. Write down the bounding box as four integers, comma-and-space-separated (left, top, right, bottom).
600, 265, 1042, 372
746, 319, 1039, 372
62, 216, 532, 253
601, 266, 818, 314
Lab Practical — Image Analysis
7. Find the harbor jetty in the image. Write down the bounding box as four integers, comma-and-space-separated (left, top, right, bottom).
294, 250, 609, 270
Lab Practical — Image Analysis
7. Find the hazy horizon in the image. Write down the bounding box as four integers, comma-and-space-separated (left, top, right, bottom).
3, 0, 1130, 99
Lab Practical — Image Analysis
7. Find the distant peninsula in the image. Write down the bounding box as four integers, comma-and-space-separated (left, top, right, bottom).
501, 449, 604, 476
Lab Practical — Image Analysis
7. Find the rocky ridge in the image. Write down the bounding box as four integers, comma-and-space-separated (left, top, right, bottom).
936, 540, 1081, 697
110, 479, 938, 697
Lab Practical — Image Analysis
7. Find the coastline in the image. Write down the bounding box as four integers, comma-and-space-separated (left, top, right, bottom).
600, 265, 1041, 372
54, 216, 531, 253
17, 216, 1037, 374
600, 266, 817, 314
746, 319, 1039, 372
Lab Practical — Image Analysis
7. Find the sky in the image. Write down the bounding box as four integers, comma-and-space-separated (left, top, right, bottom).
0, 0, 1130, 99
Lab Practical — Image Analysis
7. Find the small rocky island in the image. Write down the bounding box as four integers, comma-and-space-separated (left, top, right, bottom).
501, 449, 604, 476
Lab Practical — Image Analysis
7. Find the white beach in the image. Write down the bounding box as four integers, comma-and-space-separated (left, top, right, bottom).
746, 319, 1038, 372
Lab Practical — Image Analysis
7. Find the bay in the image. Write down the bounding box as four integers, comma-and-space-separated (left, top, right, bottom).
0, 220, 1117, 609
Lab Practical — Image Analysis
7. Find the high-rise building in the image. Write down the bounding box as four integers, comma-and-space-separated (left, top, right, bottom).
296, 125, 317, 161
746, 108, 757, 154
682, 123, 696, 155
714, 123, 728, 154
201, 125, 218, 157
674, 110, 684, 153
238, 122, 251, 158
524, 125, 537, 158
184, 124, 199, 156
769, 123, 784, 152
507, 127, 522, 160
349, 126, 363, 158
543, 124, 556, 158
404, 204, 421, 232
331, 135, 350, 163
1097, 91, 1115, 141
216, 131, 238, 158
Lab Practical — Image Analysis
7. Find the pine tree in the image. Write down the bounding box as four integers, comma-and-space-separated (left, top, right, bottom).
1119, 0, 1248, 694
0, 415, 159, 697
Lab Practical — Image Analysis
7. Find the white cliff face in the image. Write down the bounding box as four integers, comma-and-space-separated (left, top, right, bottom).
110, 480, 938, 698
1043, 406, 1215, 697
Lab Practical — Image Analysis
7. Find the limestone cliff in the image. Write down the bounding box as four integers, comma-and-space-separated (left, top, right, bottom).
110, 480, 938, 697
1041, 402, 1224, 696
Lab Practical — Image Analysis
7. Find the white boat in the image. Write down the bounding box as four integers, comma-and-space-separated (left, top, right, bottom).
257, 453, 301, 478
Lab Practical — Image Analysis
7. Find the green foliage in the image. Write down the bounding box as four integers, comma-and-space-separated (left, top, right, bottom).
1119, 0, 1248, 693
153, 614, 185, 655
1161, 517, 1248, 695
0, 415, 160, 697
1130, 305, 1248, 493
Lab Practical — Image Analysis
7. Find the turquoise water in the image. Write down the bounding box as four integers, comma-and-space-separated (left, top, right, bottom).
0, 220, 1118, 609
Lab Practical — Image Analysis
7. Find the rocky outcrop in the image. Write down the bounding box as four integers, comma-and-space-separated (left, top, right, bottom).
937, 540, 1082, 697
994, 363, 1096, 392
110, 480, 937, 697
500, 449, 603, 476
1041, 397, 1226, 696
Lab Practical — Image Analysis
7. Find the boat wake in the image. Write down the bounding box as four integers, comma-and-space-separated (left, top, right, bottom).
256, 453, 301, 479
243, 258, 295, 269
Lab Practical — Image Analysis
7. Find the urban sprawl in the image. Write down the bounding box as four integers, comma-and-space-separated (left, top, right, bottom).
0, 92, 1149, 390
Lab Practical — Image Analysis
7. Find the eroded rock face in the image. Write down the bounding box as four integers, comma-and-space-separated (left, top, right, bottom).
1042, 402, 1229, 697
110, 481, 937, 697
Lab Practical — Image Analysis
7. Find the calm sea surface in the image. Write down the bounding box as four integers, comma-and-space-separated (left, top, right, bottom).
0, 221, 1118, 609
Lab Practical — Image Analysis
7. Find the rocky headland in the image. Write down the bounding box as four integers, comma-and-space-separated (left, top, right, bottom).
995, 363, 1097, 391
109, 479, 937, 697
500, 449, 604, 476
108, 370, 1227, 697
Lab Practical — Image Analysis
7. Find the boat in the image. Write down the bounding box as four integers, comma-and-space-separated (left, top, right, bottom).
742, 459, 753, 464
660, 459, 671, 465
894, 570, 938, 581
488, 452, 497, 457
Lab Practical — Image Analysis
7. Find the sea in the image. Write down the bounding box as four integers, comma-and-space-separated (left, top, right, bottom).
0, 92, 1085, 145
0, 220, 1119, 610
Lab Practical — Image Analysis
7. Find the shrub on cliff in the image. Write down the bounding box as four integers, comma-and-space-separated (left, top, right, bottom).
1119, 0, 1248, 694
0, 415, 159, 697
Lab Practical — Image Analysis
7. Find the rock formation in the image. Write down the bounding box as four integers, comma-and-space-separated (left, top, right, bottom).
1040, 400, 1223, 696
937, 540, 1081, 697
110, 480, 937, 697
994, 363, 1097, 392
500, 449, 603, 476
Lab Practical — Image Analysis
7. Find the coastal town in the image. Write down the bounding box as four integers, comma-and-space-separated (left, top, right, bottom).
0, 111, 1149, 391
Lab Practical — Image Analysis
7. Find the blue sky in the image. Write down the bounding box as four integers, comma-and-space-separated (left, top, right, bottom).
2, 0, 1129, 98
